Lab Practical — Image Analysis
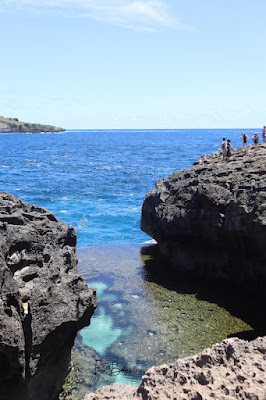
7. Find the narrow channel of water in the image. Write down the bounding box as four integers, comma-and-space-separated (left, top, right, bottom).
63, 244, 266, 399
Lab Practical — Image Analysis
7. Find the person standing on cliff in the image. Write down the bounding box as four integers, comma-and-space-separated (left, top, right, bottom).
226, 139, 232, 160
252, 132, 259, 144
221, 138, 227, 160
262, 126, 266, 143
240, 133, 248, 147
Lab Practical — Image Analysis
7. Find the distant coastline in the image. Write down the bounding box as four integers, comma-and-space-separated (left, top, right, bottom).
0, 116, 65, 133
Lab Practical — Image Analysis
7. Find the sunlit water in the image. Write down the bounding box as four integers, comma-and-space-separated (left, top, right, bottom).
0, 129, 258, 246
63, 244, 265, 399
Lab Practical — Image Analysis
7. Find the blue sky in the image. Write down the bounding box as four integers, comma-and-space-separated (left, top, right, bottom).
0, 0, 265, 129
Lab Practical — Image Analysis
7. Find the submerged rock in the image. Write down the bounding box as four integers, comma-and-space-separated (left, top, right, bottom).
0, 192, 97, 400
141, 144, 266, 296
83, 336, 266, 399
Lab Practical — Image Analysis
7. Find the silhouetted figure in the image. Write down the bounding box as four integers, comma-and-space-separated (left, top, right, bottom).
226, 139, 231, 160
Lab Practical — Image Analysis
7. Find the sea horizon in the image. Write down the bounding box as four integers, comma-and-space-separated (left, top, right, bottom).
65, 127, 260, 131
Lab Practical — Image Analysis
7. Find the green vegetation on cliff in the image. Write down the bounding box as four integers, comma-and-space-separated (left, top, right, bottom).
0, 116, 65, 133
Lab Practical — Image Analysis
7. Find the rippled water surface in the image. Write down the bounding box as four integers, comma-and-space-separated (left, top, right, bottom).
0, 128, 258, 246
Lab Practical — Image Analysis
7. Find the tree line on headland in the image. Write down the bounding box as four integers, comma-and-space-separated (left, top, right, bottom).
0, 115, 65, 133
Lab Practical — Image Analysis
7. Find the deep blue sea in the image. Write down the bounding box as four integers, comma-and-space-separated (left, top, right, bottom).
0, 128, 259, 247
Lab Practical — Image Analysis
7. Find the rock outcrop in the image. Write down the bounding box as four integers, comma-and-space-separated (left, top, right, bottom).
0, 192, 97, 400
141, 144, 266, 296
83, 336, 266, 400
0, 117, 65, 133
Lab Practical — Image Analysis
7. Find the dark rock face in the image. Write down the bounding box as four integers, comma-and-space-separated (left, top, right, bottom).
0, 193, 97, 400
84, 336, 266, 400
141, 144, 266, 295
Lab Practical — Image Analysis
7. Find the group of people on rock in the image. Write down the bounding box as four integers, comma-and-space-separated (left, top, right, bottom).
240, 126, 266, 147
221, 138, 232, 161
221, 126, 266, 161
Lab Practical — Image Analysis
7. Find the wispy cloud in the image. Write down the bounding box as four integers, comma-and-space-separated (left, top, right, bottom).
1, 0, 191, 31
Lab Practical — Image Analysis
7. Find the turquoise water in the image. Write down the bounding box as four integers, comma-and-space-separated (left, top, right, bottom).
80, 282, 122, 356
65, 244, 265, 399
0, 128, 258, 247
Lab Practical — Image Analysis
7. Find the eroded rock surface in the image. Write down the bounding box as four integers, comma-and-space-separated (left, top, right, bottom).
0, 192, 97, 400
84, 336, 266, 400
141, 144, 266, 296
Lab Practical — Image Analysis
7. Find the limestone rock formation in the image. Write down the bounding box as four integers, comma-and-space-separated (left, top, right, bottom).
83, 336, 266, 400
0, 116, 65, 133
0, 192, 97, 400
141, 144, 266, 296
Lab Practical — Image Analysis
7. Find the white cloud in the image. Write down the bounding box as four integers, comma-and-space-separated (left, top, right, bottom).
1, 0, 190, 31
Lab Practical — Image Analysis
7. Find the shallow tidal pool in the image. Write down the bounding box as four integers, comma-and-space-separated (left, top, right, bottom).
62, 243, 265, 399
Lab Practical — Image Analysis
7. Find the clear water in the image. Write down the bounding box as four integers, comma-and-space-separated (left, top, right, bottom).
65, 244, 265, 399
0, 129, 263, 398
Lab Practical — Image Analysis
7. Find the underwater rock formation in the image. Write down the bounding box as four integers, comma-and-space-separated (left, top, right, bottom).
141, 144, 266, 296
0, 192, 97, 400
83, 336, 266, 399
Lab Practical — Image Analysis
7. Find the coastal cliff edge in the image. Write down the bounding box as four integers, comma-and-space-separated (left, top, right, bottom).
141, 143, 266, 297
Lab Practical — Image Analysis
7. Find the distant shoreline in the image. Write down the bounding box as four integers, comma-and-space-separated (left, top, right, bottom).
0, 116, 65, 133
0, 130, 65, 134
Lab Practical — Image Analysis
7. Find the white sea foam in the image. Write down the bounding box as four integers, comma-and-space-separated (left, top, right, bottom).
141, 239, 157, 245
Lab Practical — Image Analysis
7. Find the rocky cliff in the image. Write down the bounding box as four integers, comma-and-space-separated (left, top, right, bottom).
141, 144, 266, 296
83, 336, 266, 400
0, 192, 97, 400
0, 117, 65, 133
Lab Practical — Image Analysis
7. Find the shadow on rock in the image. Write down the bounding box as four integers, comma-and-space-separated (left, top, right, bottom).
140, 244, 266, 341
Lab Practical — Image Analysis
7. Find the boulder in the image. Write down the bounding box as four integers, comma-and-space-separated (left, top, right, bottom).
0, 192, 97, 400
141, 144, 266, 296
83, 336, 266, 400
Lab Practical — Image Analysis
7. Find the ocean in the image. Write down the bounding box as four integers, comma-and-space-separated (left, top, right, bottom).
0, 128, 263, 397
0, 128, 259, 246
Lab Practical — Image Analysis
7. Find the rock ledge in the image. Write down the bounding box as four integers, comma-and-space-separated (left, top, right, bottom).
141, 144, 266, 296
84, 336, 266, 400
